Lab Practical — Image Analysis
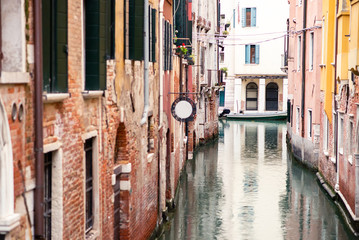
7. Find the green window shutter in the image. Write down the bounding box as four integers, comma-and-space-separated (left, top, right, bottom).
149, 7, 152, 62
108, 0, 115, 59
55, 0, 68, 92
99, 0, 106, 90
245, 45, 250, 64
169, 24, 172, 70
251, 8, 256, 27
241, 8, 246, 27
129, 0, 144, 60
219, 90, 225, 107
152, 8, 156, 62
85, 0, 100, 90
42, 0, 51, 92
255, 45, 260, 64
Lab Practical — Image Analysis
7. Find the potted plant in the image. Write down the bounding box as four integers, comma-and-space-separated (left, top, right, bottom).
222, 30, 229, 36
220, 67, 228, 77
187, 54, 195, 65
176, 43, 188, 56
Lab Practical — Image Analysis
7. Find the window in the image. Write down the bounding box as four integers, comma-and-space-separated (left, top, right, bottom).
84, 0, 113, 90
42, 0, 68, 93
149, 6, 156, 62
349, 121, 353, 163
246, 82, 258, 110
321, 18, 325, 65
309, 32, 314, 71
297, 36, 301, 71
85, 139, 94, 232
125, 0, 156, 62
245, 45, 259, 64
242, 8, 256, 27
163, 20, 172, 70
44, 152, 52, 239
308, 109, 312, 138
324, 113, 329, 152
220, 52, 224, 63
339, 115, 344, 154
201, 47, 205, 75
147, 116, 154, 153
296, 107, 300, 134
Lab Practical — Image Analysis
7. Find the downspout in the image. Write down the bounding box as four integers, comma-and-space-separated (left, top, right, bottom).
159, 0, 164, 126
140, 0, 150, 125
33, 0, 44, 238
334, 0, 340, 191
301, 0, 307, 138
158, 0, 165, 225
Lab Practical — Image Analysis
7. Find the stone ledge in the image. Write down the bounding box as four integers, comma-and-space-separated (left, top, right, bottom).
82, 90, 104, 99
0, 71, 29, 84
43, 93, 70, 103
0, 213, 21, 234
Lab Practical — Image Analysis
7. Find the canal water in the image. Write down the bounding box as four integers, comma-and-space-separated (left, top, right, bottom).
160, 120, 356, 240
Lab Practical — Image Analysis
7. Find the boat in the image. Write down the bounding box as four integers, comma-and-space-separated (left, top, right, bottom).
225, 111, 287, 121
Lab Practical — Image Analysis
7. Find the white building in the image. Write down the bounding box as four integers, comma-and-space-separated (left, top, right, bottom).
219, 0, 289, 114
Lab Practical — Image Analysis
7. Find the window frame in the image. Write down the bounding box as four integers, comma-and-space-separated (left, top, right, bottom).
297, 35, 301, 71
246, 82, 258, 110
309, 32, 314, 71
296, 107, 300, 134
307, 109, 312, 139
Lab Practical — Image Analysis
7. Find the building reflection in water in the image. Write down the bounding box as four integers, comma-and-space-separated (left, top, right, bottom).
160, 121, 353, 240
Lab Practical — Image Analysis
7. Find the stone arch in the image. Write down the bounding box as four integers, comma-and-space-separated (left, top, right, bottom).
0, 98, 19, 232
266, 82, 279, 111
246, 82, 258, 110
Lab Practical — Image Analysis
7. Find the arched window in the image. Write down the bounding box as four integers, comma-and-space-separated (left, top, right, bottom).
266, 82, 279, 111
246, 82, 258, 110
0, 99, 19, 233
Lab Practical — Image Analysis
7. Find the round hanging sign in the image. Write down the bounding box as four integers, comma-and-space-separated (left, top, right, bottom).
171, 97, 196, 122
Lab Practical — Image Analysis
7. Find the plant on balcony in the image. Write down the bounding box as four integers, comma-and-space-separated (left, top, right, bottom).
186, 54, 195, 65
220, 67, 228, 77
176, 43, 188, 56
222, 30, 229, 36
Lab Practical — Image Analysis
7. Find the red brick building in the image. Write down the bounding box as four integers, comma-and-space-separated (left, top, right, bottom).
0, 0, 219, 239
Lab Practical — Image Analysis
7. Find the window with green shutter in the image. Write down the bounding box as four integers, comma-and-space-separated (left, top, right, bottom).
42, 0, 68, 93
84, 0, 110, 90
125, 0, 144, 60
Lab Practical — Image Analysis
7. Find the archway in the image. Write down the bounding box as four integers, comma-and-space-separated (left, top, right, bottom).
246, 82, 258, 110
266, 82, 279, 111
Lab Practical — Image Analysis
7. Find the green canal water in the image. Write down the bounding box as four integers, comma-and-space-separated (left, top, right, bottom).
160, 120, 356, 240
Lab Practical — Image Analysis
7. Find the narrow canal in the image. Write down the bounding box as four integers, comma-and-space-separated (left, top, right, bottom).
160, 120, 355, 240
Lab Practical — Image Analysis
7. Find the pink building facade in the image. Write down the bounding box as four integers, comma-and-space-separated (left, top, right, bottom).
287, 0, 322, 168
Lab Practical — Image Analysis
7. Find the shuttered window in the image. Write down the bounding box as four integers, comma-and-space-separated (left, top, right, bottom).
242, 7, 256, 27
163, 21, 172, 71
84, 0, 112, 90
124, 1, 156, 62
42, 0, 68, 93
245, 45, 259, 64
149, 7, 156, 62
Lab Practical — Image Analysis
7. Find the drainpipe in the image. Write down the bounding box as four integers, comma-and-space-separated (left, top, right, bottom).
140, 0, 150, 125
158, 0, 165, 225
301, 0, 307, 138
159, 0, 164, 126
33, 0, 44, 238
334, 0, 340, 191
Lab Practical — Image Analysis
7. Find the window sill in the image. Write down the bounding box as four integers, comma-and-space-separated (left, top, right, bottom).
330, 157, 336, 163
323, 151, 329, 157
82, 90, 104, 99
339, 148, 344, 155
0, 71, 30, 84
43, 93, 70, 103
86, 230, 100, 240
348, 155, 353, 165
147, 153, 155, 163
0, 213, 21, 233
319, 64, 326, 68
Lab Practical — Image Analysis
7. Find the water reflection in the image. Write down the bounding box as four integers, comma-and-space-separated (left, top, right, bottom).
160, 121, 354, 240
